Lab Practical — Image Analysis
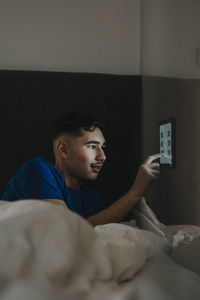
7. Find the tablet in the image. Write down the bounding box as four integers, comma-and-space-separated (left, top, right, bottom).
159, 118, 176, 168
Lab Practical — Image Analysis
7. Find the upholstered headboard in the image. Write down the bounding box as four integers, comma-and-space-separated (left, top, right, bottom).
0, 70, 141, 205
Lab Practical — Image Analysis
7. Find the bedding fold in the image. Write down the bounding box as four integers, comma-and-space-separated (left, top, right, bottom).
0, 199, 199, 300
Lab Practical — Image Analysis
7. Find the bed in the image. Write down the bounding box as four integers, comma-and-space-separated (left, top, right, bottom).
0, 198, 200, 300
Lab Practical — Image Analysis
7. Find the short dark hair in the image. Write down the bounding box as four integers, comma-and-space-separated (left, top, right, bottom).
53, 112, 103, 140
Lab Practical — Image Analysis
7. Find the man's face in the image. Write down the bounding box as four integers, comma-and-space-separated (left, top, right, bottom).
64, 127, 106, 184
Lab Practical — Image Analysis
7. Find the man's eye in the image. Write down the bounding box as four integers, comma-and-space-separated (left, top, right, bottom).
88, 145, 96, 149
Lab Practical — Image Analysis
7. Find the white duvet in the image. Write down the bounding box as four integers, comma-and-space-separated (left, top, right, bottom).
0, 200, 199, 300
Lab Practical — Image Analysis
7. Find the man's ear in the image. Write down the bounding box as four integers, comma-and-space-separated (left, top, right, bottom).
56, 139, 70, 159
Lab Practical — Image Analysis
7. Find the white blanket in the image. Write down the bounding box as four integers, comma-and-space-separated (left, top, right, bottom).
0, 200, 199, 300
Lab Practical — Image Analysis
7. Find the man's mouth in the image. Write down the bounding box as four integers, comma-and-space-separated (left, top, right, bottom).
91, 164, 103, 173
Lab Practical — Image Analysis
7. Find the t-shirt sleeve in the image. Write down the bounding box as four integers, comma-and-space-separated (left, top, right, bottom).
13, 159, 64, 200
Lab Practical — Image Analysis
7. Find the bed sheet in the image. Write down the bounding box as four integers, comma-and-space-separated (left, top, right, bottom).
0, 199, 199, 300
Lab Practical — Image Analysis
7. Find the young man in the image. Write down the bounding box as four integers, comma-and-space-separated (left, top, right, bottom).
2, 112, 160, 226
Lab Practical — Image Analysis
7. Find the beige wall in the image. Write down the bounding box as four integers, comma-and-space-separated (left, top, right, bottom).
1, 0, 199, 77
0, 0, 140, 74
141, 0, 200, 79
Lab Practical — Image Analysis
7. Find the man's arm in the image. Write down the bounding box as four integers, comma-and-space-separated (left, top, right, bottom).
87, 154, 161, 227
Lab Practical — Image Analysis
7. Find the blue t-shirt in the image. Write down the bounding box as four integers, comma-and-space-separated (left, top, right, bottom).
2, 157, 105, 218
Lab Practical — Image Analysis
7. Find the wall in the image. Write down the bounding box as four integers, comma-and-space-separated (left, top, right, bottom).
142, 77, 200, 225
0, 0, 140, 74
141, 0, 200, 79
141, 0, 200, 225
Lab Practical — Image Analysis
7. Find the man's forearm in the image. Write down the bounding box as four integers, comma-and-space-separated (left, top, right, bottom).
87, 189, 140, 226
87, 154, 161, 227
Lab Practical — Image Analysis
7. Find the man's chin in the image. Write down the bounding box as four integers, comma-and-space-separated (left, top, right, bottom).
87, 173, 99, 181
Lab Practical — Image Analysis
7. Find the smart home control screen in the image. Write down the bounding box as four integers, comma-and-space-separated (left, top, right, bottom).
160, 122, 172, 165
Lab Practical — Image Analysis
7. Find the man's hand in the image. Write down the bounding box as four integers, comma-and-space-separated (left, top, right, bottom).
131, 154, 161, 198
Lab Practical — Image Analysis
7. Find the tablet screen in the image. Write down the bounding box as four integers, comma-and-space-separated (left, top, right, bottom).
159, 118, 175, 167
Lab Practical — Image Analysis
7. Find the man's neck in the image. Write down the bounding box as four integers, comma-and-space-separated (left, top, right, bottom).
55, 161, 82, 190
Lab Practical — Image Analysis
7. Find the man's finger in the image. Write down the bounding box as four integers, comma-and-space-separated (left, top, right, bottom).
149, 172, 159, 179
150, 163, 160, 170
144, 154, 161, 165
151, 169, 160, 176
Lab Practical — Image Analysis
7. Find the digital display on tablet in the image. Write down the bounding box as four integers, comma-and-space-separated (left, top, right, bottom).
159, 118, 176, 167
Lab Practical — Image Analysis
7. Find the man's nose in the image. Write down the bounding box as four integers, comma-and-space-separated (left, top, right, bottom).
97, 147, 106, 161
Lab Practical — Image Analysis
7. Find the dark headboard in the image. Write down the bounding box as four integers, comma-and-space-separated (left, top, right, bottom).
0, 70, 141, 205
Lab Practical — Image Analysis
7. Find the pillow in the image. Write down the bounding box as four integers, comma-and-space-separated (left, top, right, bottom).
126, 198, 200, 251
170, 236, 200, 275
